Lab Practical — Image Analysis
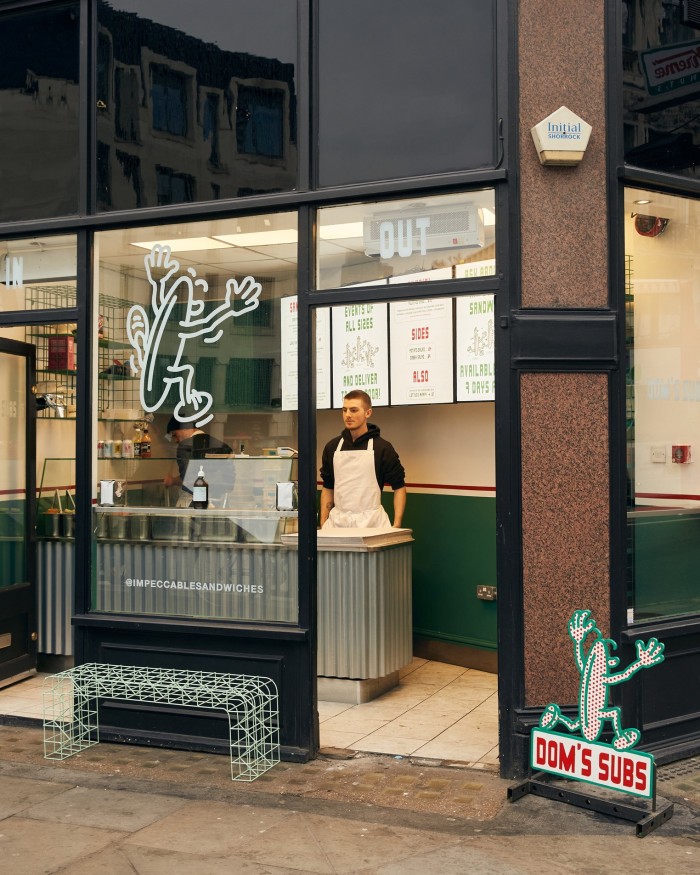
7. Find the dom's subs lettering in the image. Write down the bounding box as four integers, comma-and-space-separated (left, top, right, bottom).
531, 729, 653, 798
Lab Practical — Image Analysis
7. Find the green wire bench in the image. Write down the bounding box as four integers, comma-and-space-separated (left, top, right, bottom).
43, 663, 279, 781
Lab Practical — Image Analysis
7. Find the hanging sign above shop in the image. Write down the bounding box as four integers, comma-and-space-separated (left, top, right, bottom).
530, 106, 592, 166
641, 40, 700, 97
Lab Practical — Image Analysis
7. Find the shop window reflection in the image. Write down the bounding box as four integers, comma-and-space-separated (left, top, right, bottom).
236, 86, 285, 159
96, 0, 297, 211
156, 167, 195, 206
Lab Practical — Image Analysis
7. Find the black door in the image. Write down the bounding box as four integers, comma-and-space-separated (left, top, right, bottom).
0, 338, 36, 686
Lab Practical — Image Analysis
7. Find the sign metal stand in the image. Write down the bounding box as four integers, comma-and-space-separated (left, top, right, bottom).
507, 610, 674, 837
508, 768, 674, 838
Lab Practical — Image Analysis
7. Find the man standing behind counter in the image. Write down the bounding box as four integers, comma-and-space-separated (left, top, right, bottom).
320, 390, 406, 529
163, 416, 232, 492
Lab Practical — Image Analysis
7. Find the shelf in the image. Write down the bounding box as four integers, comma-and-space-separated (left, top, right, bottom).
99, 338, 131, 350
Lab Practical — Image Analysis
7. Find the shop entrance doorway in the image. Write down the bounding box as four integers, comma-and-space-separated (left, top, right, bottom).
0, 339, 37, 687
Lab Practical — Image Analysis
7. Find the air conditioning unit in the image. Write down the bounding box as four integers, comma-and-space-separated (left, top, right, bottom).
363, 202, 484, 257
683, 0, 700, 30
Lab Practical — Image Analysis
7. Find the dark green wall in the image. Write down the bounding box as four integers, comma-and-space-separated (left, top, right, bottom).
383, 491, 497, 650
632, 514, 700, 621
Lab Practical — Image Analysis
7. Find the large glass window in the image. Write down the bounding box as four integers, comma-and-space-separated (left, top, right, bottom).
0, 2, 80, 222
96, 0, 297, 211
93, 212, 299, 623
625, 187, 700, 621
623, 1, 700, 178
317, 0, 496, 187
0, 235, 77, 314
316, 191, 496, 290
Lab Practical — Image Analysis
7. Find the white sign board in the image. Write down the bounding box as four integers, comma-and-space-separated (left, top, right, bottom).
280, 296, 331, 410
388, 266, 453, 285
456, 294, 495, 401
389, 298, 453, 404
455, 259, 496, 280
331, 303, 389, 407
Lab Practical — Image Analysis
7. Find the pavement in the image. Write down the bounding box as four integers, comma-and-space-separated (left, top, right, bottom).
1, 722, 700, 873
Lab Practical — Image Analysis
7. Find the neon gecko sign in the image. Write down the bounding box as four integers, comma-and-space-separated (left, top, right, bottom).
531, 609, 665, 799
126, 244, 261, 428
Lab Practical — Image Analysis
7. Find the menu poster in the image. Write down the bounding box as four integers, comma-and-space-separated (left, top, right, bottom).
280, 296, 298, 410
331, 302, 389, 407
455, 294, 496, 402
315, 307, 331, 408
388, 266, 453, 284
455, 259, 497, 280
389, 298, 454, 404
280, 296, 331, 410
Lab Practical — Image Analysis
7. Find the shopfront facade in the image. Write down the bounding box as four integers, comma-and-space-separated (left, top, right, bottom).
1, 0, 698, 778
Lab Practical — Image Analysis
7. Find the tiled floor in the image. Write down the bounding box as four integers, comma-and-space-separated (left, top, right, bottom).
0, 671, 47, 720
0, 658, 499, 768
319, 657, 499, 767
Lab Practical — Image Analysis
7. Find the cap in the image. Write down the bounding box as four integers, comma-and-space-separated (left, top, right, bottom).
166, 415, 189, 434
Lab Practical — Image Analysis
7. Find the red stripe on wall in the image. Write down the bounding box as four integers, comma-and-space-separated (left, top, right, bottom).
636, 492, 700, 501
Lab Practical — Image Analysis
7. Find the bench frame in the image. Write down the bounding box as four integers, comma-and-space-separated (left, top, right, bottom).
43, 663, 279, 781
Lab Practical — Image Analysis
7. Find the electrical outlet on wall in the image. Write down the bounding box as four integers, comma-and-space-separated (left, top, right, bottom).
650, 445, 666, 464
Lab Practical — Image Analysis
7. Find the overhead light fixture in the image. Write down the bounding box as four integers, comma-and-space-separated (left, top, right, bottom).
633, 199, 652, 205
213, 229, 298, 247
318, 222, 365, 240
131, 237, 231, 252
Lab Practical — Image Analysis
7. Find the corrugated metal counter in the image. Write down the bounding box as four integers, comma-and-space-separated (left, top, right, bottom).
38, 539, 74, 656
283, 529, 414, 680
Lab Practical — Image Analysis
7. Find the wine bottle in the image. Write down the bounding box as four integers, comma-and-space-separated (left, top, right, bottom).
191, 465, 209, 509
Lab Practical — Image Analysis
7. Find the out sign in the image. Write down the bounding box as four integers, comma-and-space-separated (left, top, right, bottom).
4, 256, 23, 287
379, 217, 430, 259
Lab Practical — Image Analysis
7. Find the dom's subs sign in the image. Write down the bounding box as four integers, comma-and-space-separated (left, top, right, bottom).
531, 730, 654, 798
531, 610, 665, 800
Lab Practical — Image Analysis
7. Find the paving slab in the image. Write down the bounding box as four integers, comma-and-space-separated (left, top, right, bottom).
0, 815, 125, 875
1, 723, 700, 875
22, 784, 189, 832
0, 774, 68, 819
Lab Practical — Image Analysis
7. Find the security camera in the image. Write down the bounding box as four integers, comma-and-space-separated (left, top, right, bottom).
633, 215, 669, 237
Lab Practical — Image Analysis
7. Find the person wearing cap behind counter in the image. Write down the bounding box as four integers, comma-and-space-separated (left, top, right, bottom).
319, 390, 406, 530
163, 416, 232, 497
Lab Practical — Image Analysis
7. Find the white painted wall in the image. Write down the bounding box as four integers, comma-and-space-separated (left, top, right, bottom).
317, 401, 495, 489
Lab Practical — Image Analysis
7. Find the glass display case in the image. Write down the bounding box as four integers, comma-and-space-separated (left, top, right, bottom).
92, 454, 299, 624
94, 455, 297, 543
37, 457, 76, 539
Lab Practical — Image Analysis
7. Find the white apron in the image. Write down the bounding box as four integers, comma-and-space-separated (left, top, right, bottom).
322, 438, 391, 529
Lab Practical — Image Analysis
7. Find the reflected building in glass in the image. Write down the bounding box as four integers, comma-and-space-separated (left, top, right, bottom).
95, 0, 297, 211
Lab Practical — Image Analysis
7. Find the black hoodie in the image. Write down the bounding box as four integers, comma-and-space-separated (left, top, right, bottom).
320, 422, 406, 490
